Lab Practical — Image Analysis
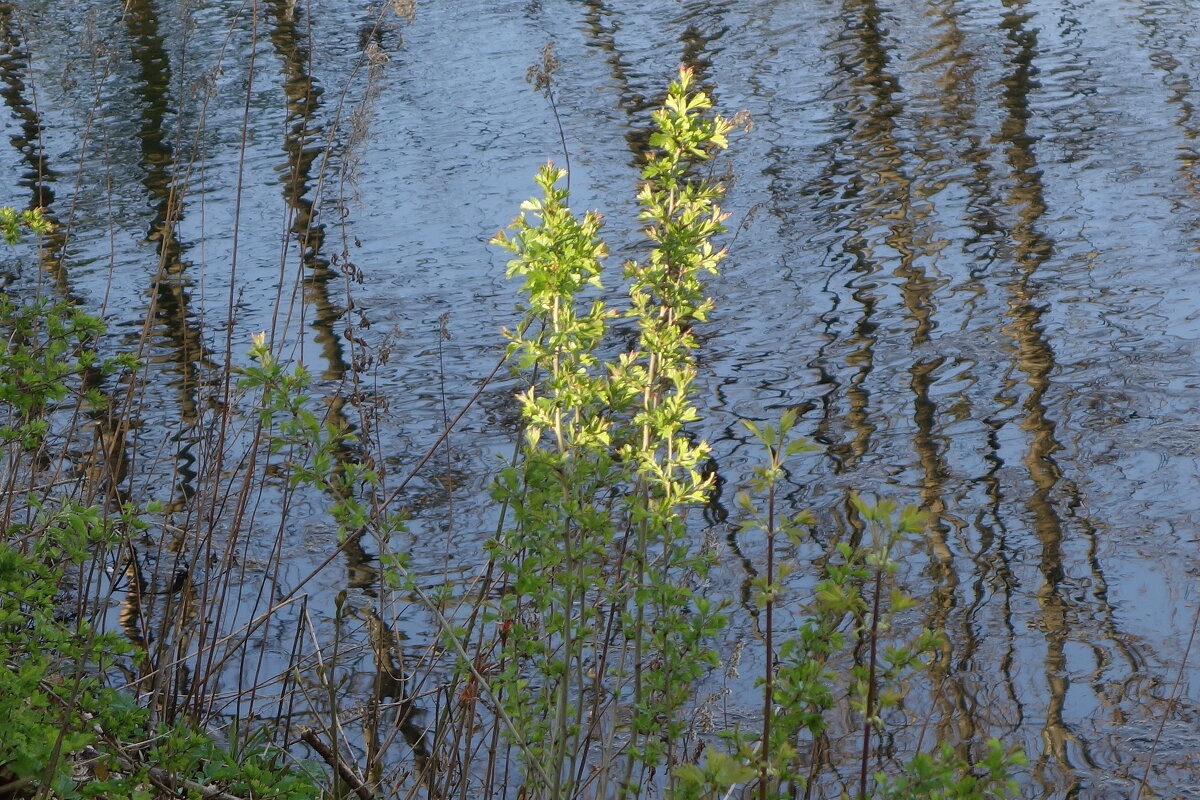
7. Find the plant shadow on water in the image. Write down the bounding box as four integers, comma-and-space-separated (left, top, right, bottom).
3, 0, 1200, 797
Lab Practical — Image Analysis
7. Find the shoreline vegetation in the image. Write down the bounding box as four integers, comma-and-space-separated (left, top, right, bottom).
0, 72, 1023, 799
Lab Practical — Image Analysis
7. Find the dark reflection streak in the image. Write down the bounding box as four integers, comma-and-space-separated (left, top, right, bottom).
672, 0, 732, 96
263, 0, 376, 580
579, 0, 655, 158
978, 427, 1024, 717
263, 0, 359, 552
121, 0, 214, 511
578, 0, 727, 160
264, 2, 430, 775
960, 426, 1029, 743
724, 525, 757, 612
1079, 512, 1145, 682
994, 5, 1095, 792
910, 357, 980, 749
0, 4, 65, 292
266, 0, 345, 376
948, 148, 1035, 750
789, 3, 904, 782
124, 0, 178, 265
906, 0, 1021, 750
113, 13, 211, 718
1133, 4, 1200, 246
807, 0, 904, 473
964, 175, 1020, 736
0, 5, 140, 515
0, 6, 54, 205
923, 0, 1030, 734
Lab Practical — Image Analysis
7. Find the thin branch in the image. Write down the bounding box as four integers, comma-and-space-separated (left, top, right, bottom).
299, 728, 378, 800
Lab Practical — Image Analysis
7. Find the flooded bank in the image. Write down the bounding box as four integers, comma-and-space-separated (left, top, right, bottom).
4, 0, 1200, 795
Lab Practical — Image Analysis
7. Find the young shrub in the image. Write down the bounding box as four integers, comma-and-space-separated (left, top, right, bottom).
487, 68, 732, 799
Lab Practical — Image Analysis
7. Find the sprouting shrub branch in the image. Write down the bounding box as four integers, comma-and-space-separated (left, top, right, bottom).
616, 67, 731, 779
0, 205, 51, 245
694, 427, 1026, 800
487, 67, 735, 798
239, 332, 384, 535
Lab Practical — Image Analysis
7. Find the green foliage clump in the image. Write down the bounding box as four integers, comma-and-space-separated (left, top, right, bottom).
0, 503, 135, 797
240, 331, 390, 536
487, 68, 733, 798
485, 72, 1026, 800
0, 210, 322, 799
0, 208, 132, 453
670, 412, 1025, 800
0, 501, 324, 799
0, 206, 50, 245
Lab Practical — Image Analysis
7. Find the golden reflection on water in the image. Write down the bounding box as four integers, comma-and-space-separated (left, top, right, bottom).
789, 0, 1184, 792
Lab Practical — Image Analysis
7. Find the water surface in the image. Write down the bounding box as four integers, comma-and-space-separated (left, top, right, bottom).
5, 0, 1200, 795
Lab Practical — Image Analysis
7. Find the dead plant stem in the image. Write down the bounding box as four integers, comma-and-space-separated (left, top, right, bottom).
858, 563, 884, 800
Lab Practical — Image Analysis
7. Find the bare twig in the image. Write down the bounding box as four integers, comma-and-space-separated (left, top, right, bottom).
299, 728, 378, 800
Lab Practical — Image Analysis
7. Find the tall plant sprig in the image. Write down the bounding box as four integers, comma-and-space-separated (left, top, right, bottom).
239, 331, 383, 537
738, 410, 817, 798
487, 68, 736, 797
616, 67, 732, 781
490, 163, 625, 799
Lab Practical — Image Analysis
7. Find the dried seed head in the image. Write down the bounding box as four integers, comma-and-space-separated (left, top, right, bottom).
391, 0, 416, 23
729, 109, 754, 132
526, 41, 561, 96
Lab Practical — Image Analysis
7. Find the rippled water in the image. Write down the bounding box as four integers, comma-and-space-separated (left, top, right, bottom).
6, 0, 1200, 795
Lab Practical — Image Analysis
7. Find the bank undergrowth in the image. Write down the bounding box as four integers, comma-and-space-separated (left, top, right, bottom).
0, 71, 1024, 800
